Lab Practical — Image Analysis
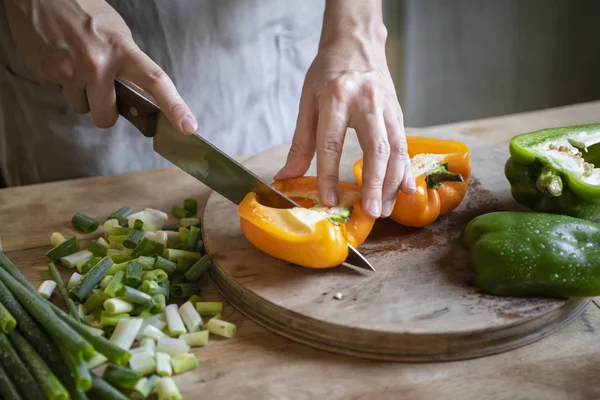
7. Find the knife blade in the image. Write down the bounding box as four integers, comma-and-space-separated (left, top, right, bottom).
114, 79, 375, 271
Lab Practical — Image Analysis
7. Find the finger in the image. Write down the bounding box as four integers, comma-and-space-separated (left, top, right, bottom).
86, 75, 119, 129
274, 86, 318, 180
357, 110, 389, 219
400, 157, 416, 194
120, 48, 197, 135
380, 109, 409, 217
61, 86, 90, 114
316, 93, 349, 207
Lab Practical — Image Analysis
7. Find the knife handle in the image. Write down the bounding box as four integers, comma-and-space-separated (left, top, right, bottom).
115, 79, 160, 137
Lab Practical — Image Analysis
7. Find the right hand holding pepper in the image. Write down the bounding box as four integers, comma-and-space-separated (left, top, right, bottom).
4, 0, 198, 134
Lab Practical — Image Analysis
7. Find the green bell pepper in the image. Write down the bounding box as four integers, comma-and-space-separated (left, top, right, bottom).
460, 211, 600, 297
505, 123, 600, 220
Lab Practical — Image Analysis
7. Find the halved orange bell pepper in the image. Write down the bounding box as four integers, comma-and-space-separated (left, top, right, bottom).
237, 176, 375, 268
353, 136, 471, 227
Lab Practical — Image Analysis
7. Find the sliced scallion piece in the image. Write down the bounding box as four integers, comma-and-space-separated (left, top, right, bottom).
133, 219, 144, 231
104, 298, 134, 314
48, 262, 81, 323
81, 256, 101, 274
67, 272, 83, 290
100, 275, 113, 289
60, 250, 93, 268
83, 290, 110, 313
108, 234, 127, 244
141, 337, 156, 349
141, 280, 159, 294
155, 352, 172, 377
104, 270, 125, 297
153, 231, 168, 248
171, 283, 199, 299
129, 352, 156, 376
183, 198, 197, 215
110, 226, 131, 236
88, 240, 108, 257
45, 236, 79, 262
185, 225, 201, 252
50, 232, 66, 247
166, 248, 202, 263
62, 348, 92, 392
179, 330, 209, 347
100, 312, 130, 327
154, 256, 177, 275
184, 254, 211, 281
37, 280, 57, 299
175, 259, 194, 274
107, 206, 134, 226
157, 377, 182, 400
180, 217, 200, 228
109, 318, 143, 350
103, 365, 142, 390
170, 353, 198, 375
156, 337, 189, 357
132, 238, 161, 258
119, 286, 152, 306
124, 229, 144, 249
86, 352, 107, 369
143, 269, 168, 283
98, 237, 110, 247
126, 261, 143, 286
178, 301, 203, 332
188, 294, 202, 304
143, 325, 167, 341
70, 256, 114, 302
72, 212, 99, 233
195, 302, 222, 316
90, 374, 129, 400
103, 219, 121, 237
132, 375, 160, 400
205, 318, 237, 338
150, 294, 166, 314
171, 205, 191, 219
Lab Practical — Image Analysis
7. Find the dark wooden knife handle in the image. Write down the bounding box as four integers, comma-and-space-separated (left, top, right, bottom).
115, 79, 160, 137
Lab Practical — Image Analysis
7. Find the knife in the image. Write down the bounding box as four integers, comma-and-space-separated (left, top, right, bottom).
114, 79, 375, 272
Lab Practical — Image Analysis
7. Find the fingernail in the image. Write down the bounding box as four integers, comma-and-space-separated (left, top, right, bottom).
382, 200, 393, 217
327, 189, 339, 206
181, 116, 197, 134
407, 179, 417, 192
367, 199, 381, 218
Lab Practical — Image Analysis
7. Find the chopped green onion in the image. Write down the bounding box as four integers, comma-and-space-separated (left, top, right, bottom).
75, 258, 89, 272
175, 259, 194, 274
124, 229, 144, 249
98, 237, 110, 247
143, 269, 168, 283
70, 256, 114, 302
104, 298, 134, 314
67, 272, 83, 289
132, 375, 160, 400
178, 227, 190, 243
0, 264, 94, 360
133, 218, 144, 230
179, 330, 209, 347
127, 209, 168, 232
120, 286, 152, 306
110, 226, 131, 235
85, 325, 105, 336
156, 337, 189, 357
183, 198, 197, 215
166, 248, 202, 263
143, 325, 167, 341
109, 318, 143, 350
90, 374, 129, 400
151, 294, 166, 314
109, 241, 124, 250
157, 377, 182, 400
103, 219, 121, 236
184, 254, 211, 281
126, 261, 143, 286
100, 312, 130, 327
104, 270, 125, 297
186, 225, 201, 251
86, 352, 108, 369
136, 256, 156, 270
48, 262, 81, 322
208, 313, 222, 322
100, 274, 113, 289
153, 231, 168, 248
144, 231, 157, 242
152, 281, 170, 298
170, 273, 186, 285
170, 353, 198, 375
103, 364, 141, 390
164, 304, 186, 336
0, 332, 46, 400
171, 205, 191, 219
165, 231, 181, 247
0, 299, 16, 333
205, 318, 237, 338
88, 240, 109, 257
109, 253, 133, 264
195, 302, 222, 315
132, 237, 161, 258
107, 206, 134, 226
179, 301, 203, 332
155, 352, 172, 377
84, 313, 101, 328
45, 236, 79, 262
188, 294, 202, 304
81, 256, 101, 274
83, 289, 110, 313
129, 353, 156, 376
137, 318, 166, 341
141, 280, 158, 294
180, 217, 200, 228
141, 337, 156, 349
171, 283, 199, 299
72, 212, 99, 233
37, 280, 56, 299
107, 260, 128, 275
108, 234, 127, 244
60, 250, 93, 268
50, 232, 66, 247
154, 256, 177, 275
63, 349, 92, 391
129, 346, 154, 357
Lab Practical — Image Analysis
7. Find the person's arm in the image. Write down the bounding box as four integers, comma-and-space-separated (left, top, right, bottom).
3, 0, 197, 134
276, 0, 415, 219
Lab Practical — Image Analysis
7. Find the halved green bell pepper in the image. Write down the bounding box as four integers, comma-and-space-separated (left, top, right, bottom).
461, 211, 600, 297
505, 123, 600, 220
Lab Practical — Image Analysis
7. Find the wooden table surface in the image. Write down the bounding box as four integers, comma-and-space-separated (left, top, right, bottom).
2, 101, 600, 400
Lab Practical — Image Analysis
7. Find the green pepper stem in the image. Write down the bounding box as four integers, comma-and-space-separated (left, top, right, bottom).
426, 163, 464, 189
536, 165, 563, 197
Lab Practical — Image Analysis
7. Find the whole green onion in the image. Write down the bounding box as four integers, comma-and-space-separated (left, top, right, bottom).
0, 332, 45, 400
48, 262, 81, 323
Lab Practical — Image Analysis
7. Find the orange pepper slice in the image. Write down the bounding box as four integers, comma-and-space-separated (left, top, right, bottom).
353, 136, 471, 228
237, 176, 375, 268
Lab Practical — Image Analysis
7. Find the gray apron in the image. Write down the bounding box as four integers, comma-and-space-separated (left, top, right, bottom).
0, 0, 324, 186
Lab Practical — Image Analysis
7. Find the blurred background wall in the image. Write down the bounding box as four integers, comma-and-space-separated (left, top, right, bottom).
383, 0, 600, 127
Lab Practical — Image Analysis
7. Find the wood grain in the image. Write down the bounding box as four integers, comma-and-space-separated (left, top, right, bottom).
1, 101, 600, 398
202, 127, 589, 361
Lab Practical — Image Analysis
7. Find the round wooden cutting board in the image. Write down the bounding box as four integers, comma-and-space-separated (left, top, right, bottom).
202, 129, 590, 362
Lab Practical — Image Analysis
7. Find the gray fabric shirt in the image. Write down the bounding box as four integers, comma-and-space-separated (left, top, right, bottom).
0, 0, 324, 186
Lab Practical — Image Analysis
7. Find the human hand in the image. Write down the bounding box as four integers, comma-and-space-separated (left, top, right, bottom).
4, 0, 197, 134
275, 2, 415, 219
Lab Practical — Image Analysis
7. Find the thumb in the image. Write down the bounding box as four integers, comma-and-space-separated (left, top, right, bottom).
274, 93, 318, 180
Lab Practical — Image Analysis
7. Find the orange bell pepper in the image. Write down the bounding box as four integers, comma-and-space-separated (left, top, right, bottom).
353, 136, 471, 227
237, 176, 376, 268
